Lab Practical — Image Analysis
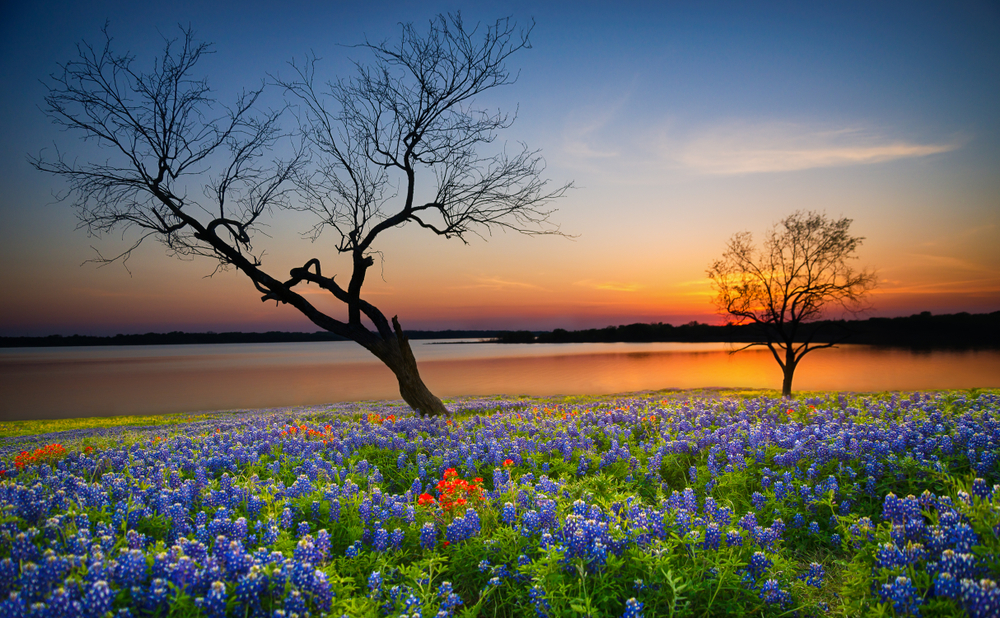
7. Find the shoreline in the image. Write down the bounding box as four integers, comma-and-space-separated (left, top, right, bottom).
3, 387, 996, 441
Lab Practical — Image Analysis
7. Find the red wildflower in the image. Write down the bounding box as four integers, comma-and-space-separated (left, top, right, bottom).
14, 443, 68, 469
503, 459, 514, 467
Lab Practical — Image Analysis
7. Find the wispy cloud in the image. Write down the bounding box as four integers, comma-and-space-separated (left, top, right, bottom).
667, 122, 962, 175
874, 277, 1000, 296
904, 252, 998, 274
918, 223, 997, 249
574, 279, 642, 292
559, 81, 637, 161
675, 279, 712, 287
449, 277, 542, 292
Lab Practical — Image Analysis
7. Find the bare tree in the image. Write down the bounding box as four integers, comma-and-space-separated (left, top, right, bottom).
707, 211, 877, 397
32, 15, 569, 417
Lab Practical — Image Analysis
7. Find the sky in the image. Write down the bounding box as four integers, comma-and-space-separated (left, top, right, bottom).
1, 0, 998, 336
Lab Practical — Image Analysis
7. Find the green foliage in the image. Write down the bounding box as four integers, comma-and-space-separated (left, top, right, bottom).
2, 390, 999, 617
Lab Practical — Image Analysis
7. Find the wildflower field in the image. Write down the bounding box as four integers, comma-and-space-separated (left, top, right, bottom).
1, 389, 999, 617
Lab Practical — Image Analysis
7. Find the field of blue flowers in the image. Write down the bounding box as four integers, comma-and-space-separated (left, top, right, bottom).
1, 390, 998, 617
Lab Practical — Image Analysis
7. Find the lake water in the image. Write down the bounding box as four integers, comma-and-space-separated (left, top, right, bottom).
2, 340, 999, 420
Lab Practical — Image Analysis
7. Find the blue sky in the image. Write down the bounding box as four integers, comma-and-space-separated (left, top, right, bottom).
1, 1, 997, 335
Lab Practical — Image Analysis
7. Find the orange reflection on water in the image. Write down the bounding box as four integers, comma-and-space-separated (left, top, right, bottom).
418, 346, 1000, 397
2, 342, 999, 420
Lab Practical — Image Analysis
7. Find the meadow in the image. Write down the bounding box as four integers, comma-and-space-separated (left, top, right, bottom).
1, 389, 998, 617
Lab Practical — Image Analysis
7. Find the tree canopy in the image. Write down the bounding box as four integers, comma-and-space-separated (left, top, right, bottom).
32, 15, 570, 416
707, 211, 877, 396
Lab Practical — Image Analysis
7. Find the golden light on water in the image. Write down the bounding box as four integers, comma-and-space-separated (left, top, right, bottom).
4, 343, 999, 420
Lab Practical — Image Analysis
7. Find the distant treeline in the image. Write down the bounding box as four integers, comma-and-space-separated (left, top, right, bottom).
5, 312, 998, 349
0, 329, 505, 348
494, 311, 1000, 348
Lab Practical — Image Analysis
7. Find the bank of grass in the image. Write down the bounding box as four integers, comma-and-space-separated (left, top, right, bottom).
0, 411, 223, 439
0, 387, 816, 439
0, 388, 997, 617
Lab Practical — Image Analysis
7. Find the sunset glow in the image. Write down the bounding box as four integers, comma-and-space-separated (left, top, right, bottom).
1, 1, 997, 336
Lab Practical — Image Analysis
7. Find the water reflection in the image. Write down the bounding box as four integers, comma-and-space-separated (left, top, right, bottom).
1, 341, 998, 420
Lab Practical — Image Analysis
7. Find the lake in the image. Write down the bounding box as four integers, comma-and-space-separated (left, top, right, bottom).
2, 340, 999, 420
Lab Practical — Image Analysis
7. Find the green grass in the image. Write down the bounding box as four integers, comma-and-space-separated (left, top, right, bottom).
0, 410, 230, 438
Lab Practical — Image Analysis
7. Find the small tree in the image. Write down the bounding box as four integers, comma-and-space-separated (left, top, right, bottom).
707, 211, 877, 397
32, 15, 569, 417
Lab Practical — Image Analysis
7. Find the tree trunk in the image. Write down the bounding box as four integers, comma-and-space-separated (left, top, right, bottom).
377, 317, 449, 417
391, 344, 448, 417
782, 347, 796, 398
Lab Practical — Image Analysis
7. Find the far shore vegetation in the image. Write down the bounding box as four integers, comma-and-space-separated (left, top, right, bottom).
4, 310, 998, 349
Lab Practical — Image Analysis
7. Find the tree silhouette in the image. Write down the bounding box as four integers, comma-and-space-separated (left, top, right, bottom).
707, 211, 877, 397
32, 15, 569, 417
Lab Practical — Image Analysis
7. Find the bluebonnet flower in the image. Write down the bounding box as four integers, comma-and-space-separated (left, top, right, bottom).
759, 579, 790, 607
703, 523, 721, 550
374, 527, 390, 552
738, 512, 758, 532
315, 528, 331, 558
934, 571, 959, 599
725, 529, 743, 547
437, 581, 463, 615
296, 521, 310, 538
971, 478, 992, 500
311, 570, 334, 612
81, 580, 113, 618
501, 502, 517, 526
746, 552, 772, 579
682, 488, 698, 513
446, 516, 470, 544
959, 578, 1000, 618
521, 510, 541, 535
420, 522, 436, 550
528, 585, 552, 617
345, 540, 363, 558
46, 586, 76, 617
590, 539, 608, 569
538, 499, 558, 528
284, 589, 308, 615
235, 567, 265, 608
949, 522, 979, 553
368, 570, 383, 598
622, 597, 643, 618
802, 562, 825, 588
879, 576, 922, 616
202, 581, 227, 618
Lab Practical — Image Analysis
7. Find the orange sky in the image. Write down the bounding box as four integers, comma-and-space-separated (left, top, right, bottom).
1, 1, 998, 336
